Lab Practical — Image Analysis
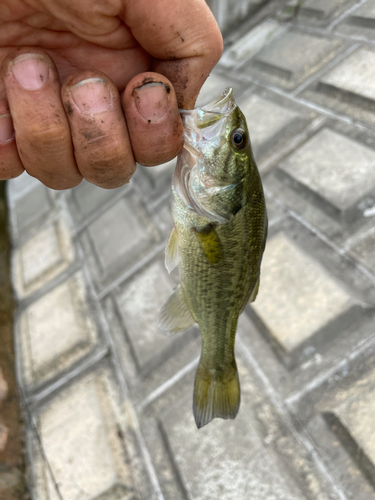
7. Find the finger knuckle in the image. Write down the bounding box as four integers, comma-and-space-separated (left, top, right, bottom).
19, 124, 70, 155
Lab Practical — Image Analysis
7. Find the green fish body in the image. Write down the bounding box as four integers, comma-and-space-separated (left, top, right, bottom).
158, 88, 267, 428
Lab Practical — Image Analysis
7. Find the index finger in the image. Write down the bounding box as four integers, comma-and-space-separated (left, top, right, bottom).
123, 0, 223, 109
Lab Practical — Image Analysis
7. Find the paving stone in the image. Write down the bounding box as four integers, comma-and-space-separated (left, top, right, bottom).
135, 161, 174, 201
13, 183, 52, 234
338, 1, 375, 39
320, 48, 375, 102
306, 47, 375, 127
241, 94, 300, 161
141, 351, 341, 500
249, 31, 343, 89
329, 381, 375, 479
6, 170, 41, 202
161, 402, 300, 499
17, 271, 98, 391
302, 361, 375, 499
207, 0, 268, 34
31, 366, 137, 500
68, 179, 125, 223
104, 291, 200, 406
349, 228, 375, 273
13, 215, 75, 298
83, 193, 160, 290
278, 128, 375, 222
264, 118, 375, 247
220, 19, 288, 67
298, 0, 351, 19
114, 260, 197, 376
88, 200, 152, 271
152, 200, 174, 239
252, 232, 353, 352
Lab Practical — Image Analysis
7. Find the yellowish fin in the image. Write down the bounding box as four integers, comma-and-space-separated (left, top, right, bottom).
193, 224, 222, 264
165, 226, 180, 274
193, 359, 240, 429
158, 285, 195, 336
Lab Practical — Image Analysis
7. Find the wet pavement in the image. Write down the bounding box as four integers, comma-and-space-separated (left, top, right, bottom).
5, 0, 375, 498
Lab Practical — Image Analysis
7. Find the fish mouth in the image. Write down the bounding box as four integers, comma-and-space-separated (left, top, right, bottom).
180, 87, 236, 130
200, 87, 235, 114
179, 87, 237, 154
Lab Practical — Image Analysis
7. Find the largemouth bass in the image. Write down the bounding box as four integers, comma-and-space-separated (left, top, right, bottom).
158, 88, 267, 428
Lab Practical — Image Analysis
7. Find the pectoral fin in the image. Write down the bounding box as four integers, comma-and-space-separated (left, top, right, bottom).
158, 285, 195, 336
165, 226, 180, 274
194, 224, 222, 264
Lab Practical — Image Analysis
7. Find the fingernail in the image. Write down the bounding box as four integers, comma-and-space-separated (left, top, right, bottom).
0, 114, 14, 144
133, 82, 170, 123
71, 78, 112, 115
11, 53, 49, 90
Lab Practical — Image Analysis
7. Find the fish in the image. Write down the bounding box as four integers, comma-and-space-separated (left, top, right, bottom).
158, 88, 268, 429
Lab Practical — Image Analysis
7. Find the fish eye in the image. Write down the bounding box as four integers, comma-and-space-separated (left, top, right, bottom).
231, 129, 247, 149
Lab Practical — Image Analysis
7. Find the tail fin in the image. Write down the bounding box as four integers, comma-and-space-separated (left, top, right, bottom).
193, 360, 240, 429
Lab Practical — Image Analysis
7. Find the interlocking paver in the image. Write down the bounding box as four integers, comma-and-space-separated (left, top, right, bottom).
252, 232, 353, 352
247, 30, 344, 89
29, 366, 140, 500
242, 94, 300, 161
338, 0, 375, 38
13, 183, 53, 234
330, 381, 375, 473
278, 127, 375, 221
134, 162, 175, 203
220, 19, 288, 68
17, 271, 98, 392
349, 228, 375, 272
114, 260, 179, 373
297, 358, 375, 500
206, 0, 269, 34
13, 215, 75, 298
140, 342, 344, 500
320, 48, 375, 102
298, 0, 352, 20
304, 46, 375, 127
67, 179, 126, 225
81, 191, 160, 291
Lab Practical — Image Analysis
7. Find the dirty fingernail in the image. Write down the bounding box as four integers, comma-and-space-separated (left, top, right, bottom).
133, 82, 170, 123
0, 114, 14, 144
71, 78, 112, 115
11, 54, 49, 90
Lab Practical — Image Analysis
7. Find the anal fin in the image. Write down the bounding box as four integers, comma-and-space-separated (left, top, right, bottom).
158, 285, 195, 336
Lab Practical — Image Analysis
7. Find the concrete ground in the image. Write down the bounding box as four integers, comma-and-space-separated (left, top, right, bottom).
5, 0, 375, 498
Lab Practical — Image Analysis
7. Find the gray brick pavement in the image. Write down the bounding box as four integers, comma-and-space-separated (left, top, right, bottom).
6, 1, 375, 499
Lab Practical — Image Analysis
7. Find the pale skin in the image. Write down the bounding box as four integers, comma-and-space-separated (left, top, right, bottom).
0, 0, 223, 189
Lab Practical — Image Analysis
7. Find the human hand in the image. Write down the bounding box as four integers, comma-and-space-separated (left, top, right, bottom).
0, 0, 222, 189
